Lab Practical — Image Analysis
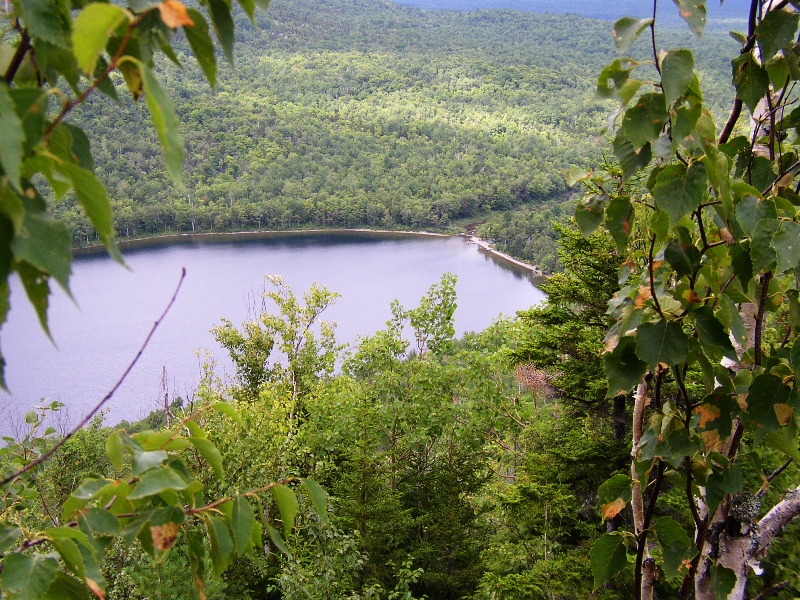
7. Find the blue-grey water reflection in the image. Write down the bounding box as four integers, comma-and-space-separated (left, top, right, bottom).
1, 232, 544, 430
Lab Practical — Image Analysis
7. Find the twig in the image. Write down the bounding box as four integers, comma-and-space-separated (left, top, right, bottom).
757, 459, 795, 498
0, 268, 186, 488
650, 0, 661, 76
3, 27, 30, 85
755, 271, 773, 366
648, 235, 664, 318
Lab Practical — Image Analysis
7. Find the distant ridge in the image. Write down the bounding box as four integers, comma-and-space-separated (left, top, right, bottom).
386, 0, 750, 26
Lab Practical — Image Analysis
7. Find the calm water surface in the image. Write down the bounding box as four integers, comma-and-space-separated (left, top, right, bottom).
1, 232, 544, 431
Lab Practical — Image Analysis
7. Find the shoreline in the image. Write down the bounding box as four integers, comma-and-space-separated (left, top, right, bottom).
73, 227, 545, 281
72, 228, 453, 256
466, 236, 546, 282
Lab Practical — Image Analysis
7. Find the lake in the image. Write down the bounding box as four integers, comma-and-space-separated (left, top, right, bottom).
0, 231, 544, 434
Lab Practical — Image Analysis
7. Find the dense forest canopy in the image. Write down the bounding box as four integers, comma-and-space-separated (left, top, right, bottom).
51, 0, 739, 271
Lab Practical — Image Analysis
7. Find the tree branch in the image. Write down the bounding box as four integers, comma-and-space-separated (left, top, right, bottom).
0, 268, 186, 489
756, 488, 800, 555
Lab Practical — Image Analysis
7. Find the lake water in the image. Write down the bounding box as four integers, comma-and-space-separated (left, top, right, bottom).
0, 231, 544, 434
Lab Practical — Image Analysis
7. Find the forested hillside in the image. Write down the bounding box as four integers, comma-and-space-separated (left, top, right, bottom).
53, 0, 737, 271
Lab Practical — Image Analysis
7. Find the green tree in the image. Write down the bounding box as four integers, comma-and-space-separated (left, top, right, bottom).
0, 1, 331, 597
578, 2, 800, 598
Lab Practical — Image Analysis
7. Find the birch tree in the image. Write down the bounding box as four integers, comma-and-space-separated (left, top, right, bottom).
577, 1, 800, 598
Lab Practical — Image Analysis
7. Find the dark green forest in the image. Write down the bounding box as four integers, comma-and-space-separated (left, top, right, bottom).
53, 0, 737, 272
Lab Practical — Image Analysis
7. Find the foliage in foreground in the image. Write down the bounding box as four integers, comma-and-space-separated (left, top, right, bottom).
574, 1, 800, 598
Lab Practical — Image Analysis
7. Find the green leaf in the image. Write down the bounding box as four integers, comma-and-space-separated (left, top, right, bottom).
575, 194, 606, 237
211, 401, 243, 426
751, 218, 779, 273
236, 0, 257, 19
70, 478, 110, 501
79, 508, 120, 538
653, 162, 707, 227
186, 529, 206, 595
596, 59, 635, 100
104, 431, 124, 471
636, 320, 689, 368
0, 523, 21, 553
606, 195, 633, 252
185, 9, 217, 87
42, 572, 88, 600
0, 83, 24, 190
756, 9, 800, 61
672, 78, 703, 142
622, 93, 668, 151
747, 373, 792, 438
57, 162, 122, 264
205, 514, 233, 576
19, 0, 71, 48
613, 129, 651, 180
732, 53, 770, 114
590, 533, 628, 590
706, 464, 744, 517
674, 0, 707, 36
653, 516, 696, 579
72, 3, 128, 76
711, 565, 737, 599
140, 63, 184, 182
605, 336, 647, 397
597, 474, 632, 519
48, 534, 86, 579
16, 261, 51, 338
61, 124, 94, 172
301, 478, 329, 525
131, 449, 169, 476
735, 194, 774, 237
771, 220, 800, 274
11, 206, 73, 294
266, 523, 291, 556
271, 484, 299, 540
694, 306, 737, 359
730, 243, 753, 287
207, 0, 235, 64
0, 553, 59, 600
9, 89, 47, 154
664, 226, 700, 280
232, 494, 255, 555
649, 208, 671, 242
128, 466, 189, 499
612, 17, 653, 53
662, 49, 695, 107
190, 437, 224, 480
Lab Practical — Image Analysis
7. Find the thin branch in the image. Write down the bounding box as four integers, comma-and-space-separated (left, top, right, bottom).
186, 476, 300, 515
650, 0, 661, 76
753, 580, 792, 600
756, 487, 800, 555
3, 27, 30, 85
757, 458, 794, 498
635, 460, 665, 600
685, 456, 704, 530
648, 235, 664, 318
755, 271, 773, 366
719, 97, 743, 145
0, 269, 186, 489
44, 12, 147, 138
